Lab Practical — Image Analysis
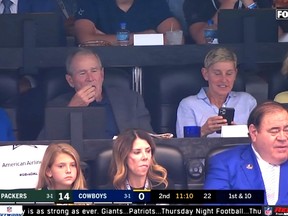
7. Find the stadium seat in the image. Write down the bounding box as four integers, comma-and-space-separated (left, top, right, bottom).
267, 70, 288, 101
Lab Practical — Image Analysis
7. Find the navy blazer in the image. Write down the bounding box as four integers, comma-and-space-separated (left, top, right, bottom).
204, 144, 288, 205
17, 0, 58, 13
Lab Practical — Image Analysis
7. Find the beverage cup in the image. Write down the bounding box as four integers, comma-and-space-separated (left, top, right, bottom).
183, 126, 201, 138
165, 30, 183, 45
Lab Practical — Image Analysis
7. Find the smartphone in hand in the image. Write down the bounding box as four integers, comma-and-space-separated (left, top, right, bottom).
216, 107, 235, 133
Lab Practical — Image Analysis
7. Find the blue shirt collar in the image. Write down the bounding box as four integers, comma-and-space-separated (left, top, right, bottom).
197, 87, 237, 106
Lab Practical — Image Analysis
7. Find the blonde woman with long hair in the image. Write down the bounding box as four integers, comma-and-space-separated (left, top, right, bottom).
109, 128, 170, 190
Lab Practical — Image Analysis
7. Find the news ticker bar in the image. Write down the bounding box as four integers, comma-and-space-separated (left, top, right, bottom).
0, 190, 264, 204
0, 205, 270, 216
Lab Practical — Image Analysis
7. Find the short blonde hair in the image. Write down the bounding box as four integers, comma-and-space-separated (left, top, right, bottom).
204, 47, 237, 68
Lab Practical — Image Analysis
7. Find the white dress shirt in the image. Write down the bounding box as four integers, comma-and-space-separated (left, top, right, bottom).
0, 0, 18, 14
252, 145, 280, 205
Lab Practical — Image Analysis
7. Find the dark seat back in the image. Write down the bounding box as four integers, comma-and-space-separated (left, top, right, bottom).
91, 145, 188, 189
0, 70, 19, 107
267, 70, 288, 100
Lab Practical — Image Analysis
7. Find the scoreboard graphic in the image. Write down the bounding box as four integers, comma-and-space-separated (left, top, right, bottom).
0, 189, 281, 216
0, 189, 264, 204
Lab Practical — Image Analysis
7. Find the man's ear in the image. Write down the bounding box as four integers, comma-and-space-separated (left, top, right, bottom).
100, 68, 104, 80
65, 74, 74, 88
248, 124, 258, 142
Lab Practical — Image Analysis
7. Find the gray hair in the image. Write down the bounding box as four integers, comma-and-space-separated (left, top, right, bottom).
65, 48, 103, 74
204, 47, 237, 68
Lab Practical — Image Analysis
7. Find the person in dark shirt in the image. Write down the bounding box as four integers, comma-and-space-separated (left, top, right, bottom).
183, 0, 280, 44
74, 0, 182, 45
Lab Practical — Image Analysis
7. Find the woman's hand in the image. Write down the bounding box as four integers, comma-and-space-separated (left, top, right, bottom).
201, 115, 228, 137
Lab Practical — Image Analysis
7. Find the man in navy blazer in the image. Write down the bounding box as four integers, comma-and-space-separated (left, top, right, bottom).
0, 0, 57, 14
204, 101, 288, 205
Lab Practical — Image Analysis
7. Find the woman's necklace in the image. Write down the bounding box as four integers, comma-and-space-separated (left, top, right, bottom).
125, 179, 149, 190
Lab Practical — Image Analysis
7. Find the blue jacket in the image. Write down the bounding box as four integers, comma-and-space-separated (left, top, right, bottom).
204, 144, 288, 205
17, 0, 58, 13
0, 108, 15, 141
